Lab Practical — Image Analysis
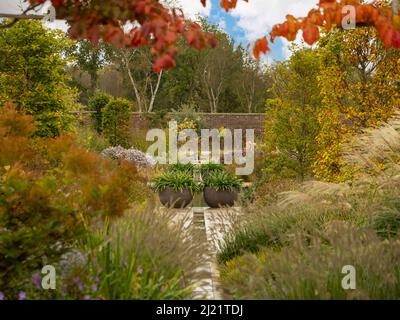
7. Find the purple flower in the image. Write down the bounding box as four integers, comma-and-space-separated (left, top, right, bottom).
95, 276, 100, 283
18, 292, 27, 300
84, 294, 91, 300
61, 287, 67, 297
32, 272, 41, 289
137, 267, 143, 276
91, 284, 98, 292
73, 276, 84, 291
73, 276, 81, 284
0, 292, 5, 300
78, 283, 84, 291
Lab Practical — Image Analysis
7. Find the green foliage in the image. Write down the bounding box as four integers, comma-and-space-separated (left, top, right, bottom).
0, 20, 79, 137
221, 221, 400, 300
129, 129, 154, 152
75, 124, 110, 153
102, 98, 132, 148
203, 171, 243, 192
67, 40, 110, 94
219, 140, 400, 299
81, 207, 199, 299
152, 171, 200, 193
0, 105, 147, 297
264, 47, 321, 179
217, 203, 355, 263
314, 28, 400, 182
154, 18, 270, 113
200, 163, 226, 176
261, 153, 301, 179
167, 163, 195, 175
144, 109, 169, 128
171, 102, 204, 133
373, 198, 400, 239
88, 91, 112, 134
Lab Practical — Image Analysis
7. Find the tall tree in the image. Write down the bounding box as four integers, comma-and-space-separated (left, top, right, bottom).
68, 40, 109, 94
234, 48, 269, 113
0, 20, 78, 137
315, 27, 400, 181
107, 46, 163, 112
265, 47, 321, 179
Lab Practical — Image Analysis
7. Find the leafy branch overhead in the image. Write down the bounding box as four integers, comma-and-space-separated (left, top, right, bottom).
25, 0, 400, 72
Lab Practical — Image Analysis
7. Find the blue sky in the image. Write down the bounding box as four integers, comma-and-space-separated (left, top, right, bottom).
179, 0, 320, 63
206, 1, 287, 62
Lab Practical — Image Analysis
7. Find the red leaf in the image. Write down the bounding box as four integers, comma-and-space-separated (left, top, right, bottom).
152, 54, 176, 73
253, 37, 269, 60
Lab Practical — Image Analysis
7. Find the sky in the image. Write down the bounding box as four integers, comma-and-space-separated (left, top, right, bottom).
0, 0, 319, 62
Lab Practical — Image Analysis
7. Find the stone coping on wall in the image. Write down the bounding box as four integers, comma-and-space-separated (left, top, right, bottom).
71, 111, 266, 136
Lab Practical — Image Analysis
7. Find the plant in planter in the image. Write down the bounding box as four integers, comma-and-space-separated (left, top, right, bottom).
167, 163, 195, 175
152, 172, 200, 208
203, 172, 243, 208
200, 163, 226, 179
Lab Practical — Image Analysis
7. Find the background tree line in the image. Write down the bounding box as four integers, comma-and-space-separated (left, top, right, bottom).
68, 18, 271, 114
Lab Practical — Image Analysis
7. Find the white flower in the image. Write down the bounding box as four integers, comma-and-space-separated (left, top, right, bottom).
101, 146, 157, 169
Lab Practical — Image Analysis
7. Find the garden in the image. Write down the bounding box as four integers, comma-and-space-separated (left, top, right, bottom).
1, 0, 400, 301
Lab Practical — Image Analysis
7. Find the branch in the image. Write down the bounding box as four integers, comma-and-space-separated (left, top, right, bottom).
0, 3, 43, 29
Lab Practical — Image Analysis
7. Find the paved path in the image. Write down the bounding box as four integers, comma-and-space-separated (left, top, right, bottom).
169, 207, 242, 300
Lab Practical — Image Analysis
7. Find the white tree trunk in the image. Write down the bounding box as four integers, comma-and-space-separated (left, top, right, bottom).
148, 70, 163, 112
122, 52, 143, 112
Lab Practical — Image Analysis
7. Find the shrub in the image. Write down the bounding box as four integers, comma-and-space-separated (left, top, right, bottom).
0, 20, 79, 137
0, 105, 148, 297
130, 128, 154, 152
102, 98, 132, 148
171, 103, 204, 134
101, 146, 157, 169
75, 124, 110, 153
145, 109, 170, 128
88, 91, 112, 134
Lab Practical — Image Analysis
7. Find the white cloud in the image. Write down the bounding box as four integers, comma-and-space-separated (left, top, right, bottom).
224, 0, 319, 61
0, 0, 28, 13
231, 0, 319, 42
176, 0, 211, 18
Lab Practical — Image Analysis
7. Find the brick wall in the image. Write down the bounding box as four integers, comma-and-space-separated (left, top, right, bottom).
73, 112, 267, 138
131, 112, 266, 137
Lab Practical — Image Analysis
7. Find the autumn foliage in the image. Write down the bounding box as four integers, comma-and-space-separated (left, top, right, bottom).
0, 104, 150, 294
28, 0, 217, 72
26, 1, 400, 72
